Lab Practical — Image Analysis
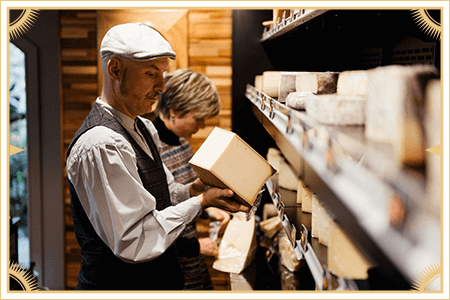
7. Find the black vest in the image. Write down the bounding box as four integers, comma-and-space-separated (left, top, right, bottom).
67, 103, 184, 290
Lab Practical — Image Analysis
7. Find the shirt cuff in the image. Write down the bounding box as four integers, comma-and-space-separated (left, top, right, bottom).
178, 197, 203, 225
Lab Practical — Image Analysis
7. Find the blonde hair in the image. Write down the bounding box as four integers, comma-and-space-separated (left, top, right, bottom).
156, 69, 220, 119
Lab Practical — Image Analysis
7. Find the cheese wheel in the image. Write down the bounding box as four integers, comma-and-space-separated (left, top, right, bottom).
305, 94, 366, 126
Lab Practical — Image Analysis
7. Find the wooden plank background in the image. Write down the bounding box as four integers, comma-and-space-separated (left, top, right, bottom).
59, 9, 232, 290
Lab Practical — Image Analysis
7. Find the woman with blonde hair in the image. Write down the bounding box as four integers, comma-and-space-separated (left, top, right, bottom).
153, 69, 230, 290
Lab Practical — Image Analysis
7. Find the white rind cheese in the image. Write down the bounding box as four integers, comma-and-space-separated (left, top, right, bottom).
285, 92, 313, 110
305, 94, 366, 125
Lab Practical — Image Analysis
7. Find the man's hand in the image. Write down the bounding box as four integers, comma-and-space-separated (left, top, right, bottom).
189, 178, 205, 197
197, 187, 250, 213
198, 237, 219, 257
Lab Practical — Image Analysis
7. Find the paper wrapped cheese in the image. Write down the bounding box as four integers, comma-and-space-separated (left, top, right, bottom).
189, 127, 277, 206
327, 222, 374, 279
365, 65, 439, 166
213, 212, 257, 274
305, 93, 366, 125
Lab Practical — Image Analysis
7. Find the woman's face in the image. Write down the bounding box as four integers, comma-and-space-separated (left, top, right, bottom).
171, 111, 206, 139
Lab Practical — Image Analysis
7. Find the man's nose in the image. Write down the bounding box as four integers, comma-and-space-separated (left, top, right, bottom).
155, 74, 166, 93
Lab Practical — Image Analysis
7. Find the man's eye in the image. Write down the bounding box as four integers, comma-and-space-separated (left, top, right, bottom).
147, 73, 155, 77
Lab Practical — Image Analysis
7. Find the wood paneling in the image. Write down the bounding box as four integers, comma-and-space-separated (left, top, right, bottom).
60, 9, 232, 290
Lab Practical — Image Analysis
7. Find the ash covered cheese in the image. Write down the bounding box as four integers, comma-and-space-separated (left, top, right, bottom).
213, 212, 257, 274
365, 65, 438, 165
279, 72, 304, 103
189, 127, 277, 206
295, 72, 339, 94
305, 94, 366, 125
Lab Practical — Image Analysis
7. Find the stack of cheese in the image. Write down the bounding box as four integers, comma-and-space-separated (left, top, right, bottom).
213, 212, 257, 274
189, 127, 277, 207
305, 70, 368, 126
365, 64, 439, 167
284, 71, 339, 109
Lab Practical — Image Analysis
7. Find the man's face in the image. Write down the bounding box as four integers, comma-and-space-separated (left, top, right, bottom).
117, 57, 169, 118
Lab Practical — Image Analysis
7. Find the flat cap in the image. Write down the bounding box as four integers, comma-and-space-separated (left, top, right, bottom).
100, 23, 176, 61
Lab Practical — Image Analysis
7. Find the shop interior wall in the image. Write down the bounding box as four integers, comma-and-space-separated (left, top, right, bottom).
59, 9, 233, 290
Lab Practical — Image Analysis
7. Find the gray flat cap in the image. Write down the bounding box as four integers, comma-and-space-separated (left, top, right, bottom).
100, 23, 176, 61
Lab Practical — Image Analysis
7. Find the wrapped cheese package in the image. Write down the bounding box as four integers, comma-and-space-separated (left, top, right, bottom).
189, 127, 277, 207
213, 212, 257, 274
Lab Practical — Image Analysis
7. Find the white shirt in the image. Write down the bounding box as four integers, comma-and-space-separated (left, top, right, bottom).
66, 98, 202, 263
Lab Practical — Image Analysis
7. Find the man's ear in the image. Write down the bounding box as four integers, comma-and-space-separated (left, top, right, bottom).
107, 57, 122, 80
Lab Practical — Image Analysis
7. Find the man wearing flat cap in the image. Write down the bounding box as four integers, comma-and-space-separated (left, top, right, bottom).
66, 23, 249, 290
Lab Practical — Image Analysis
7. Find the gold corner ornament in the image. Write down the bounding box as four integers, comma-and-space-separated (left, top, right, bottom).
8, 9, 40, 41
426, 144, 441, 156
411, 9, 441, 41
411, 261, 442, 291
10, 145, 24, 156
8, 261, 39, 291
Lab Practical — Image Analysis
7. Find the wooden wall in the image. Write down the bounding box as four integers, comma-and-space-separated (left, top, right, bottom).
59, 9, 232, 290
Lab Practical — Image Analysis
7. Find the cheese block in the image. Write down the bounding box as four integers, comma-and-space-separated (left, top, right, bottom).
424, 79, 441, 213
318, 207, 332, 246
278, 231, 301, 272
285, 92, 313, 110
327, 222, 374, 279
189, 127, 277, 206
213, 212, 257, 274
262, 203, 278, 221
254, 75, 264, 91
311, 194, 321, 238
305, 93, 366, 125
336, 70, 369, 96
301, 185, 312, 213
296, 178, 304, 204
262, 71, 283, 98
267, 148, 282, 188
279, 72, 303, 102
279, 159, 298, 191
260, 215, 283, 238
295, 71, 339, 95
365, 65, 439, 166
